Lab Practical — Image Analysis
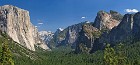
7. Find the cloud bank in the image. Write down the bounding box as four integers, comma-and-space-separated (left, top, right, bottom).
35, 26, 40, 28
38, 23, 43, 25
35, 26, 38, 28
125, 9, 139, 13
81, 16, 86, 19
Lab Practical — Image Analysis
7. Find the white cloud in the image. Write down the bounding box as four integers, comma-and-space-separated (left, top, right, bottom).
35, 26, 38, 27
81, 16, 86, 19
38, 23, 43, 25
35, 26, 40, 28
125, 9, 139, 13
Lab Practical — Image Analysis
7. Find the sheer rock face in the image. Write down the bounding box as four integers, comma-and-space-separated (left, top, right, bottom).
0, 5, 49, 51
64, 23, 83, 46
75, 24, 99, 53
53, 22, 90, 47
133, 12, 140, 39
90, 12, 140, 53
93, 10, 123, 30
39, 31, 54, 48
39, 31, 54, 44
51, 10, 124, 53
99, 14, 134, 44
53, 28, 66, 46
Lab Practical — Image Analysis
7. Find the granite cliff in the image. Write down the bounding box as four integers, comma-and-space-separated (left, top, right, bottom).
0, 5, 49, 51
52, 21, 92, 48
93, 10, 123, 30
52, 10, 123, 53
90, 12, 140, 53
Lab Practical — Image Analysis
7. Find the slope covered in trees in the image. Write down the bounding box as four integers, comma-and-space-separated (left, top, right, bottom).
0, 32, 140, 65
20, 41, 140, 65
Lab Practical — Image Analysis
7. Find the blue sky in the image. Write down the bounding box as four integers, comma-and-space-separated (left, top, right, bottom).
0, 0, 140, 32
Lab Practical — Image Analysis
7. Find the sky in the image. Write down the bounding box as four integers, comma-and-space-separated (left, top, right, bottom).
0, 0, 140, 32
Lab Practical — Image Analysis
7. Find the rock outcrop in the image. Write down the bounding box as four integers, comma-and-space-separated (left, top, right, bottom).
52, 10, 123, 53
93, 10, 123, 30
50, 10, 140, 53
132, 12, 140, 39
53, 28, 66, 46
0, 5, 49, 51
39, 31, 54, 44
39, 31, 54, 48
53, 22, 92, 47
75, 24, 100, 53
91, 12, 140, 53
98, 14, 134, 44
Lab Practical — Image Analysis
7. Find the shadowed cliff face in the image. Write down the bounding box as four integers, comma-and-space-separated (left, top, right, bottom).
53, 22, 91, 47
133, 12, 140, 39
90, 12, 140, 53
52, 10, 123, 53
52, 11, 124, 53
75, 24, 100, 53
98, 14, 134, 44
0, 5, 49, 51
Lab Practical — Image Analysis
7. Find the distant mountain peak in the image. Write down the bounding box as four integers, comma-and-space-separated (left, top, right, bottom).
58, 28, 64, 31
93, 10, 123, 30
85, 21, 90, 23
39, 31, 54, 45
39, 31, 53, 35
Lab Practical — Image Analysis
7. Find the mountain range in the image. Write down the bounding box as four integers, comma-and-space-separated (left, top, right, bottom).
1, 5, 140, 53
1, 5, 140, 65
51, 10, 140, 53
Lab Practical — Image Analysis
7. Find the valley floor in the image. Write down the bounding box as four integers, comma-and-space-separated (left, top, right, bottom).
14, 41, 140, 65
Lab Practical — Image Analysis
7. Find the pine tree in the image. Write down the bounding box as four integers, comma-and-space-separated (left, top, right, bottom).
0, 38, 14, 65
104, 43, 127, 65
104, 44, 118, 65
115, 43, 127, 65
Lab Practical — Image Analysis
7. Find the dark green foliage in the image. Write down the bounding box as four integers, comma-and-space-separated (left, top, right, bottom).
92, 30, 102, 38
122, 41, 140, 65
115, 43, 127, 65
34, 48, 104, 65
8, 39, 140, 65
12, 45, 104, 65
0, 34, 14, 65
104, 44, 118, 65
1, 32, 140, 65
104, 44, 127, 65
79, 43, 91, 53
103, 41, 140, 65
0, 33, 38, 65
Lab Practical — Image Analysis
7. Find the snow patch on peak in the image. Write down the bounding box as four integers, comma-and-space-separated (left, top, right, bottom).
39, 31, 54, 44
39, 31, 53, 35
86, 21, 90, 23
58, 28, 64, 31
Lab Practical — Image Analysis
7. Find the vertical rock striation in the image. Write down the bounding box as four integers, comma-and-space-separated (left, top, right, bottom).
0, 5, 49, 51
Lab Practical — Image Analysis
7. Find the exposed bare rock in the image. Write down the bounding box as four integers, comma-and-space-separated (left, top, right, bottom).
99, 14, 134, 45
75, 24, 100, 53
52, 10, 123, 53
53, 22, 92, 47
0, 5, 49, 51
93, 10, 123, 30
39, 31, 54, 44
90, 13, 140, 53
